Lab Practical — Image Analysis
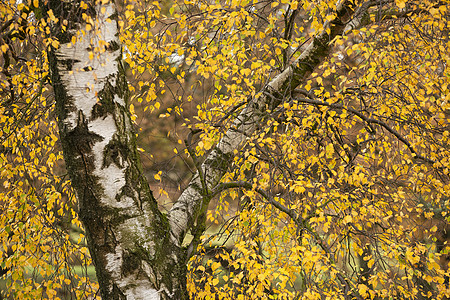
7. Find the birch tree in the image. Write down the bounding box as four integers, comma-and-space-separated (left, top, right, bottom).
1, 0, 450, 299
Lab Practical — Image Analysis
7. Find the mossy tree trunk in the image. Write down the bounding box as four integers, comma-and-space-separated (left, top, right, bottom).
47, 1, 186, 299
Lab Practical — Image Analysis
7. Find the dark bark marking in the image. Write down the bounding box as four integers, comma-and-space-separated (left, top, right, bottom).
59, 58, 81, 71
91, 76, 117, 120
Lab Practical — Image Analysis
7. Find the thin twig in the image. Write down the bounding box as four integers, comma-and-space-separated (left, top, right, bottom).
294, 97, 436, 164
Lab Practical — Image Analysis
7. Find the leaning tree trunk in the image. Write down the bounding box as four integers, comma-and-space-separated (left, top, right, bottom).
47, 1, 186, 299
168, 0, 364, 245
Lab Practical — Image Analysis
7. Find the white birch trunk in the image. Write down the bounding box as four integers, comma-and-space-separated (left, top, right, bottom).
48, 1, 185, 299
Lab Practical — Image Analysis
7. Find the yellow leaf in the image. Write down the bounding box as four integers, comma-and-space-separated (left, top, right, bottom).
1, 44, 8, 53
325, 143, 334, 159
367, 258, 374, 268
51, 40, 59, 49
211, 262, 220, 272
343, 215, 352, 224
358, 284, 368, 296
294, 184, 305, 194
396, 0, 406, 9
291, 1, 298, 10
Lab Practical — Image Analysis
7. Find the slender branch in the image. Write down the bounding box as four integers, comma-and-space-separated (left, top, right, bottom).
212, 180, 363, 299
215, 100, 248, 127
184, 130, 208, 196
283, 7, 298, 68
294, 97, 435, 164
211, 181, 300, 223
303, 222, 364, 300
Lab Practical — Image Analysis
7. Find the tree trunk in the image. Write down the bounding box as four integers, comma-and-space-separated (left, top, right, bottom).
47, 1, 186, 299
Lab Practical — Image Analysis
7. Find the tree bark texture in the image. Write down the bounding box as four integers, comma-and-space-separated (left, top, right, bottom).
48, 1, 186, 299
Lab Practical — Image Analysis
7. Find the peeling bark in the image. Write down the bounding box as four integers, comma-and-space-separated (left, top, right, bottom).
48, 1, 186, 299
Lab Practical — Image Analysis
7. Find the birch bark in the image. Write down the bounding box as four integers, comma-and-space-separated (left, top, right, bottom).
48, 1, 186, 299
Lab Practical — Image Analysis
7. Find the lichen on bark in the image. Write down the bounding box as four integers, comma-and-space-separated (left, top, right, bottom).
48, 1, 187, 298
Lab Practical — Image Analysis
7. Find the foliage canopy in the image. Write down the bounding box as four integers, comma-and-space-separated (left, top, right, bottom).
1, 0, 450, 299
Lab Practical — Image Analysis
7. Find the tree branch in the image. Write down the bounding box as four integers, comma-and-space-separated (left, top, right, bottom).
168, 0, 367, 245
210, 181, 300, 223
294, 97, 435, 164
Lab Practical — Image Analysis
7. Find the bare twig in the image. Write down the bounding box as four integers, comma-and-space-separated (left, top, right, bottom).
294, 97, 435, 164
